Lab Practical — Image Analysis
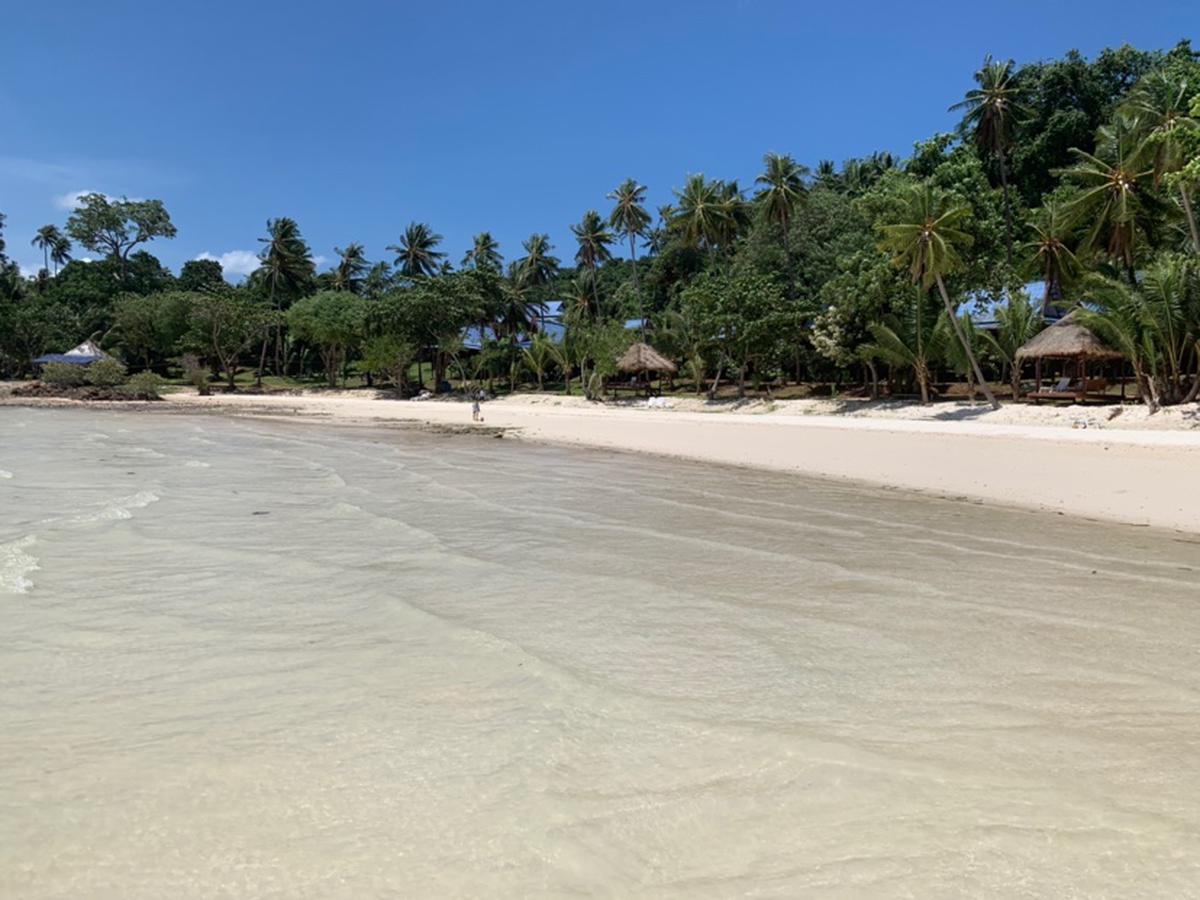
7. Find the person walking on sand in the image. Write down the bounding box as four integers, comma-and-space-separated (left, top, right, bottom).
472, 398, 481, 422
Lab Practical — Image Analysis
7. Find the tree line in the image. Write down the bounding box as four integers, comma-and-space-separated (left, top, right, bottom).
2, 41, 1199, 408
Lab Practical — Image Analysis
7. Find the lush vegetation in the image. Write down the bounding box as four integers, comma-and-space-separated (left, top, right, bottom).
3, 41, 1199, 408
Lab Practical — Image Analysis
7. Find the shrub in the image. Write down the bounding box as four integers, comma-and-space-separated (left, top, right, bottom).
40, 362, 87, 387
181, 353, 211, 396
125, 371, 163, 400
85, 358, 127, 387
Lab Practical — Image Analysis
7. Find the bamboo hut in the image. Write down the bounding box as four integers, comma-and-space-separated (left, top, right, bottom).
1016, 312, 1125, 402
612, 341, 677, 396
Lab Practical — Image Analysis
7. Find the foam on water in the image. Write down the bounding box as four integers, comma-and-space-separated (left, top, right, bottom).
0, 535, 38, 593
3, 408, 1200, 898
0, 469, 13, 478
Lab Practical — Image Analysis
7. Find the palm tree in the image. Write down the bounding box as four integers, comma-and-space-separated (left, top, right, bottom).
980, 289, 1044, 398
31, 225, 66, 274
950, 56, 1029, 265
754, 152, 809, 291
862, 290, 947, 404
521, 332, 556, 391
514, 233, 559, 287
1124, 72, 1200, 254
1022, 203, 1081, 315
1056, 116, 1162, 284
671, 174, 730, 251
256, 217, 315, 383
462, 232, 502, 271
51, 235, 72, 273
387, 222, 445, 279
571, 210, 614, 314
644, 204, 675, 254
878, 182, 1000, 409
607, 179, 651, 290
332, 242, 369, 293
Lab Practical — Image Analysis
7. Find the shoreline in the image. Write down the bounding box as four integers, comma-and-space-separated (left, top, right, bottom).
7, 389, 1200, 533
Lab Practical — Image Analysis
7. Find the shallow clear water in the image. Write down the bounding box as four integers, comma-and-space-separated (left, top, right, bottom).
2, 407, 1200, 898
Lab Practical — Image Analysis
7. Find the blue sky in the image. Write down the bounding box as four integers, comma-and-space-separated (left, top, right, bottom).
1, 1, 1195, 279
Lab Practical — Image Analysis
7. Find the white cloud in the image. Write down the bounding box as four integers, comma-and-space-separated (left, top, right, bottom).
312, 254, 328, 271
196, 250, 261, 281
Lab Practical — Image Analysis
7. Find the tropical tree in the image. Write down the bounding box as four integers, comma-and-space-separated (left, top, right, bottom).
1056, 116, 1162, 282
754, 152, 809, 275
671, 175, 730, 251
65, 194, 176, 280
862, 290, 946, 404
950, 56, 1029, 263
979, 289, 1044, 398
521, 331, 556, 390
1124, 71, 1200, 253
1022, 203, 1082, 313
332, 243, 369, 293
256, 217, 315, 382
187, 289, 270, 391
462, 232, 502, 271
287, 290, 368, 387
31, 225, 68, 274
514, 233, 559, 287
878, 182, 1000, 408
387, 222, 446, 279
571, 210, 614, 312
607, 178, 651, 292
51, 234, 72, 273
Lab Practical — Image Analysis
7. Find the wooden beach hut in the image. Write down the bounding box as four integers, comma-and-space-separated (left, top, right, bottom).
612, 341, 677, 396
1016, 312, 1124, 403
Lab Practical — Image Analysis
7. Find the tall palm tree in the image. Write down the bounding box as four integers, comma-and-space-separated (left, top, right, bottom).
718, 180, 751, 248
1056, 116, 1162, 284
514, 233, 559, 288
256, 217, 315, 383
51, 235, 72, 273
878, 182, 1000, 409
950, 56, 1029, 265
1124, 72, 1200, 254
387, 222, 445, 279
644, 204, 675, 254
571, 210, 614, 314
332, 242, 369, 293
1022, 203, 1081, 314
863, 290, 947, 404
462, 232, 502, 271
754, 152, 809, 289
980, 290, 1044, 399
31, 225, 66, 274
607, 179, 651, 290
671, 174, 730, 251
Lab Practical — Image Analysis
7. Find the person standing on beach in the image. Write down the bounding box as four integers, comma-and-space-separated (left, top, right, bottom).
472, 399, 481, 422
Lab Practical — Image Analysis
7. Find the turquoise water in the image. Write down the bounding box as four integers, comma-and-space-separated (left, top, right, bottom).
2, 407, 1199, 897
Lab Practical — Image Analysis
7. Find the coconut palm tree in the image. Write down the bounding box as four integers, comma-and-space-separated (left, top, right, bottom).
387, 222, 445, 279
607, 178, 650, 279
514, 233, 559, 287
1056, 116, 1162, 284
1124, 72, 1200, 254
862, 290, 947, 404
950, 56, 1029, 265
332, 242, 369, 293
521, 332, 556, 391
878, 182, 1000, 408
755, 153, 808, 255
256, 217, 315, 383
571, 210, 614, 314
462, 232, 502, 271
672, 175, 730, 251
51, 234, 72, 273
979, 289, 1044, 398
31, 225, 66, 274
1022, 203, 1081, 314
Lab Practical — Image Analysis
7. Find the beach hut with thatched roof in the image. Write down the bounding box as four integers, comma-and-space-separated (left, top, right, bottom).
612, 341, 677, 396
1016, 311, 1125, 402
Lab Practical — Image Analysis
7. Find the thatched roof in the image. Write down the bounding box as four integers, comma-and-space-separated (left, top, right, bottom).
1015, 312, 1124, 360
616, 341, 677, 374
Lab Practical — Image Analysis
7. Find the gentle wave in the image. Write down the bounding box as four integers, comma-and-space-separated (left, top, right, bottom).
0, 469, 13, 479
0, 535, 38, 594
71, 490, 161, 524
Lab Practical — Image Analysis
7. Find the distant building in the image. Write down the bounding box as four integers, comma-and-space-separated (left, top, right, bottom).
32, 340, 111, 367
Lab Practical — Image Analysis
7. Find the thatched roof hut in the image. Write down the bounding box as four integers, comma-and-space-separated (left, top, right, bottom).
616, 341, 677, 374
1015, 312, 1123, 361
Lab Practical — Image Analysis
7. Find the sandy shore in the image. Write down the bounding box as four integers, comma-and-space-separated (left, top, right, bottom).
122, 389, 1200, 534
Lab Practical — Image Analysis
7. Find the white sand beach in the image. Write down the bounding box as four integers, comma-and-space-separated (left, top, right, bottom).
160, 390, 1200, 534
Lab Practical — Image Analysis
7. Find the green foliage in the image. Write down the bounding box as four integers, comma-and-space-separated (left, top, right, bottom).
125, 371, 163, 399
361, 335, 417, 389
65, 194, 176, 275
286, 291, 368, 386
40, 362, 87, 387
177, 259, 226, 293
85, 358, 127, 387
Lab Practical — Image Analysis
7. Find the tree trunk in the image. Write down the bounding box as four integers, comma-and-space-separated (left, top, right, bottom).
629, 232, 644, 338
935, 276, 999, 409
1180, 186, 1200, 256
998, 150, 1014, 267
